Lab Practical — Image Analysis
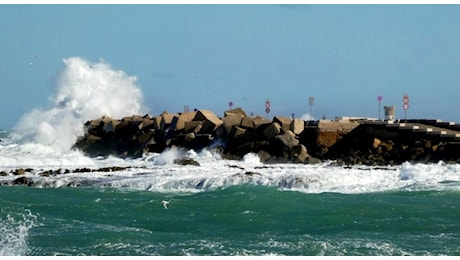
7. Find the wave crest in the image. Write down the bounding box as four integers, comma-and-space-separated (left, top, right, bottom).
11, 57, 146, 153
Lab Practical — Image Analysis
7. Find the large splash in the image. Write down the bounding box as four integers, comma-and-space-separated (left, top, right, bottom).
0, 209, 38, 256
11, 57, 146, 153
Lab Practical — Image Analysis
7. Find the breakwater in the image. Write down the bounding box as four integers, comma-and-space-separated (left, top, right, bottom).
73, 108, 460, 166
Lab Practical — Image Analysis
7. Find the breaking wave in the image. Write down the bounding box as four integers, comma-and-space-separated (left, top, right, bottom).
0, 209, 39, 256
10, 57, 146, 153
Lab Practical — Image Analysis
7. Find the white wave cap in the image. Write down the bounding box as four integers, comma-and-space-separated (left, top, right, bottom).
11, 57, 146, 153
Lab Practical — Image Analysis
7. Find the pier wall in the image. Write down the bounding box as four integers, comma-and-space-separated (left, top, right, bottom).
73, 108, 460, 165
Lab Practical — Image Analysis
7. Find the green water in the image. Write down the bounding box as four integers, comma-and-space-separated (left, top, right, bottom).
1, 185, 459, 255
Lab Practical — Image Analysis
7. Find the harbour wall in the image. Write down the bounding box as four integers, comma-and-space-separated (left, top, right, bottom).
73, 108, 460, 166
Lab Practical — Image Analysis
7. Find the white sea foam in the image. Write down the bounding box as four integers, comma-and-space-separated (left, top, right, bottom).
0, 209, 38, 256
1, 144, 460, 194
10, 57, 145, 153
1, 56, 460, 194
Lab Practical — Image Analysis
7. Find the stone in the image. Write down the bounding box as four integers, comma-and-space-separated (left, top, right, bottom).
275, 130, 299, 149
173, 158, 200, 166
228, 126, 247, 139
224, 107, 247, 117
139, 117, 154, 130
263, 122, 281, 140
241, 117, 256, 129
153, 116, 161, 130
253, 116, 271, 129
137, 130, 154, 144
173, 111, 197, 131
194, 110, 223, 133
257, 150, 272, 163
290, 119, 304, 135
291, 144, 308, 163
273, 116, 292, 131
108, 119, 122, 132
373, 138, 381, 149
13, 176, 33, 186
306, 156, 322, 164
160, 111, 177, 130
184, 121, 203, 133
222, 113, 244, 133
13, 169, 26, 175
184, 132, 196, 142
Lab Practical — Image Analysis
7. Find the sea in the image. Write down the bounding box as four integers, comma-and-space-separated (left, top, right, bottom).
1, 57, 459, 256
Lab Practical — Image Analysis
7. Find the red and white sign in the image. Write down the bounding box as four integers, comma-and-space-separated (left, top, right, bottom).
403, 93, 409, 111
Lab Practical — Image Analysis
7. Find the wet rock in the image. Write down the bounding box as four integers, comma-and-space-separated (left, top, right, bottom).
13, 176, 33, 186
173, 158, 200, 166
275, 130, 299, 149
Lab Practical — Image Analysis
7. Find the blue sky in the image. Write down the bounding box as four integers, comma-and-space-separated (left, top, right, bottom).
1, 4, 460, 129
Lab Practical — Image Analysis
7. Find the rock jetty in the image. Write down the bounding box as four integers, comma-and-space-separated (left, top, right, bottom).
73, 108, 460, 166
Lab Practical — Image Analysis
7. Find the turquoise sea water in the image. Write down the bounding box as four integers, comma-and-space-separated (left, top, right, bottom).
1, 184, 459, 256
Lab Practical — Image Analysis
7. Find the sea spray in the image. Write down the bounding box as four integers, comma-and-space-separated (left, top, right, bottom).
0, 209, 38, 256
11, 57, 146, 153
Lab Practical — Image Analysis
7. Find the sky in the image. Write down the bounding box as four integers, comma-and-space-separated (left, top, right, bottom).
1, 4, 460, 129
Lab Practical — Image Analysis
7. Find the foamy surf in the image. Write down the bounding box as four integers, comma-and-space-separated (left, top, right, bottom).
0, 209, 38, 256
1, 143, 460, 194
10, 57, 146, 153
1, 56, 460, 195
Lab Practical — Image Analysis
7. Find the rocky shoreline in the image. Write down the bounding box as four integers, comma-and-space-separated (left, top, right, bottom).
73, 107, 460, 166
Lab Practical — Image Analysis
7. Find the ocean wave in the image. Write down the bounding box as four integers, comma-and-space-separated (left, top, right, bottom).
1, 145, 460, 194
0, 209, 39, 256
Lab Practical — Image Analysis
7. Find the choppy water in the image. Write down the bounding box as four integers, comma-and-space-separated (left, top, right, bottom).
1, 137, 460, 255
1, 57, 459, 255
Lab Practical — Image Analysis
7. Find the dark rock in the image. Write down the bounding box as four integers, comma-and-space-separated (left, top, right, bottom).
305, 156, 322, 164
291, 144, 308, 163
13, 176, 33, 186
173, 158, 200, 166
275, 130, 299, 149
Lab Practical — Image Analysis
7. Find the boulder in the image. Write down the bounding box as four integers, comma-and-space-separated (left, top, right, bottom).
13, 169, 26, 175
273, 116, 292, 132
263, 122, 281, 140
222, 113, 244, 134
13, 176, 33, 186
194, 110, 223, 133
153, 116, 161, 130
275, 130, 299, 149
173, 158, 200, 166
160, 111, 177, 130
224, 107, 247, 117
241, 117, 257, 130
290, 119, 304, 135
373, 138, 382, 149
228, 125, 248, 139
173, 111, 197, 131
305, 156, 322, 164
139, 116, 154, 130
253, 116, 271, 129
184, 121, 203, 133
257, 150, 272, 163
291, 144, 308, 163
137, 130, 154, 144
